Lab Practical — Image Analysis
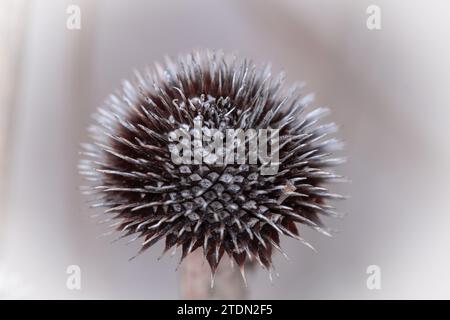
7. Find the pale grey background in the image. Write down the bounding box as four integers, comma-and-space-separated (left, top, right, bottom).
1, 0, 450, 299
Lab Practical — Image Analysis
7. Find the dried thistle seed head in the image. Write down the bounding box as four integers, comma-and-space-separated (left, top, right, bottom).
79, 50, 345, 281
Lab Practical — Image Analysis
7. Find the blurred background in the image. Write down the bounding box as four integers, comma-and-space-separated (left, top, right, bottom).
1, 0, 450, 299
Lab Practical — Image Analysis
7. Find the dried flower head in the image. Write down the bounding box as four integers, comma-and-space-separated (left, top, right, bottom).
79, 50, 345, 283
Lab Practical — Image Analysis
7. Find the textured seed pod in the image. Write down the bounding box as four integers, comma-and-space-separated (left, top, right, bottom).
79, 50, 345, 283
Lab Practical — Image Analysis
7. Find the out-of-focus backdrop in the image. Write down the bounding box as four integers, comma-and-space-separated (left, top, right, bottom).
1, 0, 450, 299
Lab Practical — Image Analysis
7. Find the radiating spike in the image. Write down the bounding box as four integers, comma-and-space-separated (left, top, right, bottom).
239, 265, 248, 287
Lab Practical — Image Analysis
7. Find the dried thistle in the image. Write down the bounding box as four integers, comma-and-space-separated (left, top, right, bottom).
79, 50, 345, 284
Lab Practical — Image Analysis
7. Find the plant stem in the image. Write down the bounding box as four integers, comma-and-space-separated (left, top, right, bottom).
180, 249, 247, 299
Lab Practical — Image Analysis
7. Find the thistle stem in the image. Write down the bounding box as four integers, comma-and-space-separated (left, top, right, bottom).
180, 249, 247, 299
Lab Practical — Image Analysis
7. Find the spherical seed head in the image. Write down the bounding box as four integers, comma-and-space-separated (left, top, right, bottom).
79, 50, 345, 279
